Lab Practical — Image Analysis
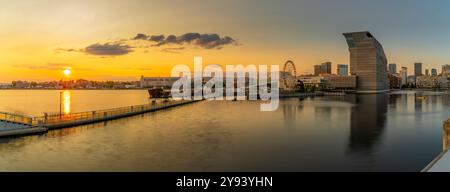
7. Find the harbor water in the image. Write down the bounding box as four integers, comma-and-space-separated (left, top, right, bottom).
0, 90, 446, 171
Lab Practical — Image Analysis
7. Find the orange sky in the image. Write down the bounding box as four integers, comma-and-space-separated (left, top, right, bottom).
2, 0, 450, 82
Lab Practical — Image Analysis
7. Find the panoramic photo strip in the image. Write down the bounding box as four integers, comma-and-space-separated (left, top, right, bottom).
1, 0, 450, 190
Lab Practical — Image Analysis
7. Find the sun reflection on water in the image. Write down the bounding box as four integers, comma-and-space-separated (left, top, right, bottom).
63, 90, 71, 114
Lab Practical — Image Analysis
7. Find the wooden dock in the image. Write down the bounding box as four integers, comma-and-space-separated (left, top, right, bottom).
0, 100, 198, 138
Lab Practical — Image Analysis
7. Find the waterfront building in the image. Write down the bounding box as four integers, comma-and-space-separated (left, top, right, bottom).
314, 65, 321, 76
414, 63, 423, 76
443, 64, 450, 77
337, 64, 349, 76
400, 67, 408, 85
297, 76, 326, 88
140, 76, 180, 88
388, 73, 401, 89
0, 83, 12, 89
416, 75, 448, 89
323, 75, 357, 90
388, 63, 397, 74
432, 68, 438, 76
343, 31, 389, 93
407, 75, 416, 85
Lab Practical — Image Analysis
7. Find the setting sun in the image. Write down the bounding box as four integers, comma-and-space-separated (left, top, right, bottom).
63, 69, 71, 76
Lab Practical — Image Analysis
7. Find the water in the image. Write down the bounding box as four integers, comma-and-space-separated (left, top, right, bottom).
0, 90, 447, 171
0, 90, 150, 116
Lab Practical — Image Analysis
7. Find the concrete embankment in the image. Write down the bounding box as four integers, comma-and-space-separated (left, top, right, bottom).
280, 92, 346, 98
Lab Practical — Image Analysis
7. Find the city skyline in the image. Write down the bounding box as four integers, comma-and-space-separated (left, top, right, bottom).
4, 0, 450, 82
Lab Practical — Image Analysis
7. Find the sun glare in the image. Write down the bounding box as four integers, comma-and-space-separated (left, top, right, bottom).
63, 69, 71, 76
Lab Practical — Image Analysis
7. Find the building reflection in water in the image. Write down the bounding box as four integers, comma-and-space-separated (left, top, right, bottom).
63, 90, 71, 114
282, 98, 304, 128
348, 94, 388, 155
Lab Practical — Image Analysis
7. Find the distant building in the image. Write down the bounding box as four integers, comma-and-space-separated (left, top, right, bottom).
337, 64, 349, 76
297, 76, 326, 88
407, 75, 416, 85
416, 75, 448, 89
442, 64, 450, 77
140, 76, 180, 88
425, 69, 430, 76
388, 73, 401, 89
321, 62, 332, 75
0, 83, 12, 89
313, 62, 332, 76
432, 68, 438, 76
343, 31, 389, 93
323, 75, 357, 90
414, 63, 422, 76
388, 63, 397, 74
314, 65, 321, 76
400, 67, 408, 85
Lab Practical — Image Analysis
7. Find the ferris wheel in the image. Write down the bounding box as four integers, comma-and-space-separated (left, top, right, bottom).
283, 60, 297, 90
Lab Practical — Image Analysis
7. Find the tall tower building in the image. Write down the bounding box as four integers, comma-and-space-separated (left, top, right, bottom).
337, 64, 349, 76
388, 63, 397, 74
314, 65, 321, 76
425, 69, 430, 76
343, 31, 389, 93
414, 63, 422, 76
431, 68, 438, 76
400, 67, 407, 85
321, 62, 332, 74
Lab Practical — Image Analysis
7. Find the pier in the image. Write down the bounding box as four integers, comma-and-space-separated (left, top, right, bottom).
0, 100, 197, 138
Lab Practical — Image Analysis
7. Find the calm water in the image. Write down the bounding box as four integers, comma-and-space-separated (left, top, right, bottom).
0, 90, 447, 171
0, 90, 150, 116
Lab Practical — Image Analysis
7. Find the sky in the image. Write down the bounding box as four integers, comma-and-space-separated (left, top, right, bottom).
2, 0, 450, 82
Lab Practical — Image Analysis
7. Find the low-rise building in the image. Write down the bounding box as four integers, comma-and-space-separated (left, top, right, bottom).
416, 75, 448, 89
407, 75, 416, 85
388, 73, 401, 89
323, 75, 357, 90
297, 76, 326, 88
140, 76, 180, 88
0, 83, 12, 89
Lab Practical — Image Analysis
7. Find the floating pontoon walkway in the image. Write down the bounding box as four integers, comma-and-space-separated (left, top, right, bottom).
0, 100, 197, 138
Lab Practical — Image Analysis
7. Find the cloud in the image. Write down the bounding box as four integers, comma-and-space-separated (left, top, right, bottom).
133, 33, 149, 40
149, 35, 165, 42
56, 32, 239, 56
56, 43, 133, 56
133, 32, 238, 49
162, 47, 186, 53
84, 43, 133, 56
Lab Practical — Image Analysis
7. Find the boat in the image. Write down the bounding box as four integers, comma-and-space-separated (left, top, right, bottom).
147, 88, 171, 98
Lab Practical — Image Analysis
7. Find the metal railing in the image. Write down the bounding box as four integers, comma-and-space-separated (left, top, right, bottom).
32, 100, 194, 126
0, 111, 33, 125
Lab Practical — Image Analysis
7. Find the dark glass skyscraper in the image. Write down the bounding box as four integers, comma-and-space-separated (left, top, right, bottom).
414, 63, 422, 76
388, 63, 397, 74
